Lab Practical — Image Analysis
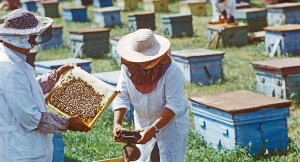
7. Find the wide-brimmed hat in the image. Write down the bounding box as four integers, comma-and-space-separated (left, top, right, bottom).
0, 8, 53, 36
116, 29, 170, 63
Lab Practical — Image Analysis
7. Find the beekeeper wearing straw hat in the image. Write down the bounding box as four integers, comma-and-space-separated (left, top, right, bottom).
0, 9, 90, 161
112, 29, 190, 162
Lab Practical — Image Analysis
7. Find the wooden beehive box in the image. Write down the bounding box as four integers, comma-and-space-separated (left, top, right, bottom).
127, 12, 156, 32
63, 6, 87, 22
45, 67, 118, 128
115, 0, 138, 10
74, 0, 93, 6
92, 70, 134, 123
161, 13, 193, 38
39, 25, 63, 50
264, 24, 300, 55
37, 1, 60, 18
207, 23, 248, 47
251, 58, 300, 101
109, 36, 122, 64
20, 0, 38, 12
52, 133, 65, 162
234, 8, 267, 32
69, 28, 110, 58
266, 3, 300, 26
93, 0, 113, 7
179, 0, 206, 16
171, 48, 225, 85
236, 2, 250, 9
189, 90, 292, 155
93, 6, 121, 27
143, 0, 169, 12
34, 58, 92, 76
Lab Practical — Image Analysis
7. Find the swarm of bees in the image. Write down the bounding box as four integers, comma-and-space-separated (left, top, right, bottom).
49, 75, 105, 123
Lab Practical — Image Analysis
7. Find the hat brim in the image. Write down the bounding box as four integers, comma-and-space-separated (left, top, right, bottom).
116, 32, 170, 63
0, 16, 53, 36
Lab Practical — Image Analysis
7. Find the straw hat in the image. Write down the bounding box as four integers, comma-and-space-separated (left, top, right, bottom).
0, 9, 53, 36
116, 29, 170, 63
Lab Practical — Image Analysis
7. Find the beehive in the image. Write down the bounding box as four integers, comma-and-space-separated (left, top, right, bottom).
161, 13, 193, 38
52, 133, 65, 162
264, 24, 300, 55
45, 67, 118, 128
74, 0, 93, 6
69, 28, 110, 58
93, 6, 121, 27
236, 2, 250, 9
172, 48, 225, 85
207, 23, 248, 47
128, 12, 156, 32
251, 58, 300, 101
115, 0, 138, 10
92, 70, 134, 123
39, 25, 63, 50
143, 0, 169, 12
34, 58, 92, 76
25, 50, 37, 68
179, 0, 206, 16
93, 0, 113, 7
189, 90, 291, 155
266, 3, 300, 26
63, 6, 88, 22
109, 36, 122, 64
235, 8, 267, 32
37, 1, 60, 18
20, 0, 38, 12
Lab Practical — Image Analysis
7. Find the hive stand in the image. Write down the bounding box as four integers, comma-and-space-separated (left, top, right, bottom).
234, 8, 267, 32
93, 6, 122, 27
63, 6, 88, 22
127, 12, 156, 32
69, 28, 111, 58
172, 48, 225, 85
161, 13, 193, 38
179, 0, 206, 16
189, 90, 291, 155
39, 25, 64, 50
251, 58, 300, 101
37, 1, 60, 18
266, 3, 300, 26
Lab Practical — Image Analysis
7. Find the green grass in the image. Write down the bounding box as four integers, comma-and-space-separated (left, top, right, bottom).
2, 0, 300, 161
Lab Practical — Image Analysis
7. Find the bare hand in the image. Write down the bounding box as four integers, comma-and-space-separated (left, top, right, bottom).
68, 116, 91, 132
56, 63, 77, 80
113, 123, 126, 142
136, 126, 155, 144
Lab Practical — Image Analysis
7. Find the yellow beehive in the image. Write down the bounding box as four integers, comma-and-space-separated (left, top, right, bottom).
45, 67, 118, 128
179, 0, 206, 16
116, 0, 138, 10
143, 0, 169, 12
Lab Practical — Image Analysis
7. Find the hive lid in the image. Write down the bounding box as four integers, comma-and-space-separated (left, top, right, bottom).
34, 58, 91, 68
52, 25, 63, 29
235, 8, 267, 13
93, 6, 121, 12
110, 35, 123, 41
38, 1, 59, 4
69, 28, 110, 34
128, 12, 155, 16
264, 24, 300, 32
179, 0, 206, 4
266, 2, 300, 9
171, 48, 225, 58
45, 67, 119, 128
207, 23, 247, 29
63, 6, 87, 10
188, 90, 292, 114
251, 58, 300, 75
236, 2, 250, 7
161, 13, 192, 18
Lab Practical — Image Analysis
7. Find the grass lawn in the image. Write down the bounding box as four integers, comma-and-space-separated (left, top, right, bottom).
1, 0, 300, 161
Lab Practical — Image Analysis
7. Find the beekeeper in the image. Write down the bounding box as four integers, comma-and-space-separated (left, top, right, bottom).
210, 0, 236, 23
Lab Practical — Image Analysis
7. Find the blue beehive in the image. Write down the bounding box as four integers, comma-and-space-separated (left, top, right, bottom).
63, 6, 88, 22
39, 25, 63, 50
172, 48, 225, 85
93, 0, 113, 7
207, 23, 248, 47
266, 3, 300, 26
234, 8, 267, 32
109, 36, 122, 64
161, 13, 193, 38
34, 58, 92, 76
69, 28, 110, 58
189, 90, 292, 155
128, 12, 156, 32
37, 1, 60, 18
264, 24, 300, 55
92, 71, 134, 123
21, 0, 38, 12
251, 58, 300, 101
93, 6, 121, 27
52, 133, 65, 162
